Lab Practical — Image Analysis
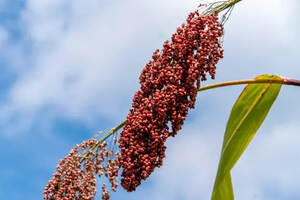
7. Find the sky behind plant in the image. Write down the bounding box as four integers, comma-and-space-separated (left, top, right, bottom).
0, 0, 300, 199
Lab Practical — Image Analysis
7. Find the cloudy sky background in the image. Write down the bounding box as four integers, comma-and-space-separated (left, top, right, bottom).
0, 0, 300, 199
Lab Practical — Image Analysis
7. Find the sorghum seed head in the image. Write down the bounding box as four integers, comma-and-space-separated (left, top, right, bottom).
119, 11, 223, 192
44, 140, 121, 200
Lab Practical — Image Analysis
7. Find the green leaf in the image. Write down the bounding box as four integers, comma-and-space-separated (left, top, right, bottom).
211, 74, 282, 200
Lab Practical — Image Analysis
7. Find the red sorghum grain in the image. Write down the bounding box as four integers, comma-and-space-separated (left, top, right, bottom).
119, 11, 224, 192
43, 139, 121, 200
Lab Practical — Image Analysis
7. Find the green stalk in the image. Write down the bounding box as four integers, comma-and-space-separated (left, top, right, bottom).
80, 76, 300, 162
80, 120, 126, 162
198, 76, 300, 92
215, 0, 242, 14
203, 0, 242, 15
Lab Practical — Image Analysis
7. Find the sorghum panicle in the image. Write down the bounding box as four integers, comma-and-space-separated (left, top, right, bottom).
43, 139, 121, 200
119, 11, 224, 192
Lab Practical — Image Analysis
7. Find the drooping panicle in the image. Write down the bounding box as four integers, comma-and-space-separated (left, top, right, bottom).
119, 11, 224, 192
43, 139, 121, 200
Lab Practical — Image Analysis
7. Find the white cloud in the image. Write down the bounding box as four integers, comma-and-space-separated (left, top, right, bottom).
0, 0, 203, 135
232, 123, 300, 199
2, 0, 299, 136
219, 0, 300, 80
0, 0, 300, 199
124, 122, 300, 200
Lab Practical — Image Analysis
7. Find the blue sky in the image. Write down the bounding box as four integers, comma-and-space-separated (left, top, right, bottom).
0, 0, 300, 199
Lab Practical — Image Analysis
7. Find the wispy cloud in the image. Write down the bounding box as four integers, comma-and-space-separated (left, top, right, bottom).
1, 0, 299, 136
124, 122, 300, 200
0, 0, 300, 199
0, 0, 201, 136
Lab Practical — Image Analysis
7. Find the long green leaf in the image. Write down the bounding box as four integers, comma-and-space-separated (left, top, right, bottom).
211, 74, 282, 200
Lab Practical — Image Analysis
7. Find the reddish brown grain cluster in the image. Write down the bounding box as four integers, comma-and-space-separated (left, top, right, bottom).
119, 12, 224, 192
43, 139, 121, 200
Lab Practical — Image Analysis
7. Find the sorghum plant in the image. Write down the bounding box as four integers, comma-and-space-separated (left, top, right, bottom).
44, 0, 300, 199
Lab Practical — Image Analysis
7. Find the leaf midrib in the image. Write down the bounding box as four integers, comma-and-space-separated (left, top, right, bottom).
221, 83, 271, 157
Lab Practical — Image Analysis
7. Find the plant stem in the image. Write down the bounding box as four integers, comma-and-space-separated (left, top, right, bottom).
197, 76, 300, 92
80, 76, 300, 162
283, 78, 300, 86
215, 0, 242, 14
203, 0, 242, 15
80, 120, 126, 162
